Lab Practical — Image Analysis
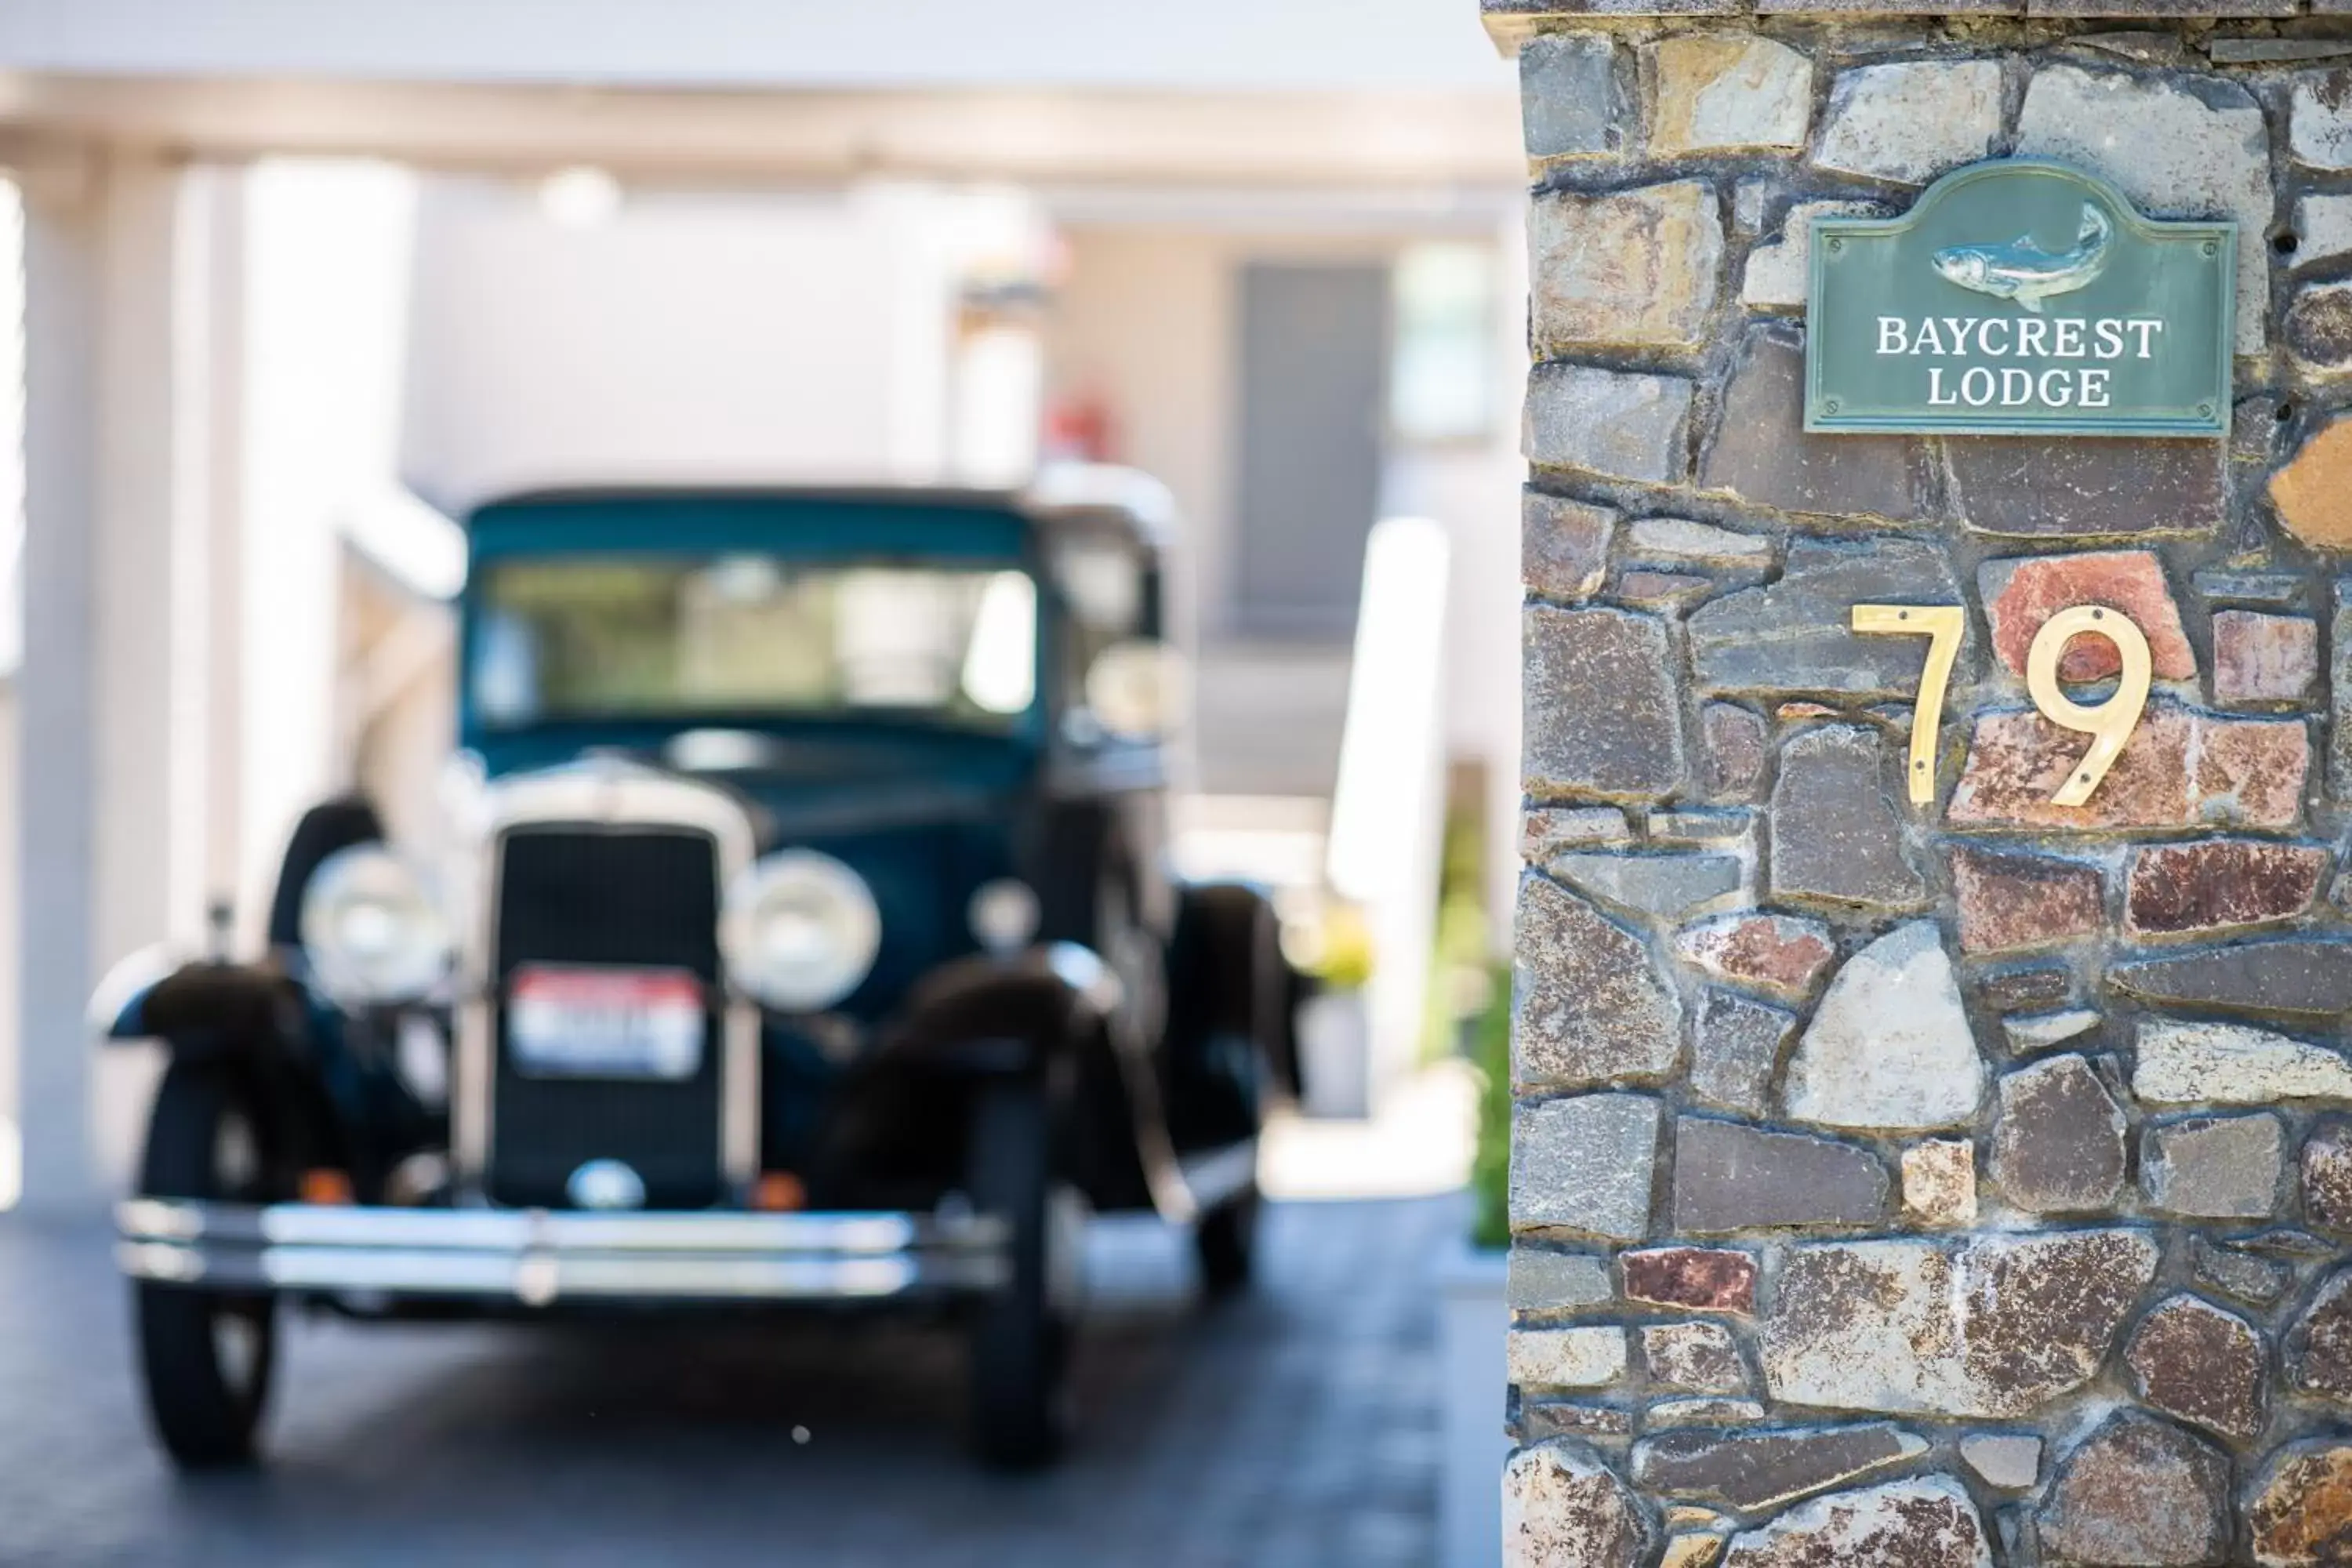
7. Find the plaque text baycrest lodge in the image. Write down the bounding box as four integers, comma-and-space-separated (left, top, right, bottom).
1804, 159, 2234, 437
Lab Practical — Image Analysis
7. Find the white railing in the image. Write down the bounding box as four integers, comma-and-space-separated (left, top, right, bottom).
1324, 515, 1451, 1115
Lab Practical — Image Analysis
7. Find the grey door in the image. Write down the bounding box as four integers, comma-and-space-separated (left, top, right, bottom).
1233, 263, 1388, 641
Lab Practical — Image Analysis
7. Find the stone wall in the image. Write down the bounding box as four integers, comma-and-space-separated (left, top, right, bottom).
1493, 5, 2352, 1564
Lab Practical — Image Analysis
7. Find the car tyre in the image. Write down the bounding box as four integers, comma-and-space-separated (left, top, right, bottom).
965, 1080, 1074, 1470
133, 1061, 281, 1470
1193, 1180, 1259, 1300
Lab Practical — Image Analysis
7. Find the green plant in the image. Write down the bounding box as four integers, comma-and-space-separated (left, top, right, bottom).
1305, 901, 1375, 991
1421, 795, 1494, 1063
1468, 964, 1512, 1251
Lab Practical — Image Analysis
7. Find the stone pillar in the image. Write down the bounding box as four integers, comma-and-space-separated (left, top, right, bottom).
1493, 3, 2352, 1562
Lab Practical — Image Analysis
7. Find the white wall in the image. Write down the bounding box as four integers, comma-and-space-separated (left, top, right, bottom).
401, 179, 1046, 509
1044, 214, 1526, 932
239, 159, 417, 939
1042, 227, 1232, 645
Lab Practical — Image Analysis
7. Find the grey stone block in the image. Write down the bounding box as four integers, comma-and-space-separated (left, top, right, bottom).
2111, 938, 2352, 1018
1740, 200, 1880, 311
2190, 1236, 2291, 1305
1671, 1116, 1890, 1234
2194, 568, 2309, 607
1721, 1479, 1992, 1568
2018, 64, 2272, 353
1959, 1434, 2042, 1491
1519, 34, 1623, 158
2038, 1414, 2231, 1568
1783, 921, 1984, 1131
1813, 60, 2002, 183
1520, 805, 1632, 862
1990, 1054, 2125, 1214
1689, 990, 1795, 1116
2334, 580, 2352, 800
1633, 1424, 1927, 1513
1699, 326, 1934, 523
1760, 1231, 2158, 1417
1546, 851, 1743, 918
2142, 1112, 2286, 1218
1648, 34, 1813, 155
1626, 517, 1770, 564
1508, 1247, 1615, 1316
1526, 362, 1693, 485
1767, 727, 1929, 913
1688, 537, 1962, 697
1523, 605, 1686, 799
1523, 491, 1615, 602
1514, 875, 1684, 1089
1946, 435, 2227, 537
1530, 181, 1723, 354
1511, 1093, 1664, 1241
2297, 193, 2352, 271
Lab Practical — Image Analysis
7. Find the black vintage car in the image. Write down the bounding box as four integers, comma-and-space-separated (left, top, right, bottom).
103, 468, 1294, 1470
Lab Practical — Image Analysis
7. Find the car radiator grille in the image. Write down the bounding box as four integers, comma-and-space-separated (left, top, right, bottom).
488, 826, 728, 1209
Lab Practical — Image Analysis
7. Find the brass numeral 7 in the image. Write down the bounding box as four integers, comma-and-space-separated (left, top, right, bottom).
1852, 604, 1966, 805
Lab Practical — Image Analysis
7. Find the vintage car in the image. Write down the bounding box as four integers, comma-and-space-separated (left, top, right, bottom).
104, 468, 1295, 1472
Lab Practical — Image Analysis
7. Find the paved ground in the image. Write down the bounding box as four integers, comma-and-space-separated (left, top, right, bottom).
0, 1100, 1467, 1567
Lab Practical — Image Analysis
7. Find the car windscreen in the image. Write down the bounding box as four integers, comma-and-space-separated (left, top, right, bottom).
469, 555, 1038, 731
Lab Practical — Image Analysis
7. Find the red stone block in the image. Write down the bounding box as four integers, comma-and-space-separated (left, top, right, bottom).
2212, 610, 2319, 705
1619, 1245, 1758, 1315
1950, 707, 2306, 831
1980, 550, 2198, 682
1951, 847, 2103, 954
2124, 839, 2329, 935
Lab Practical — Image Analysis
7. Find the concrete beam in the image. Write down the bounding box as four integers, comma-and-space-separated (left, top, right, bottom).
0, 79, 1521, 191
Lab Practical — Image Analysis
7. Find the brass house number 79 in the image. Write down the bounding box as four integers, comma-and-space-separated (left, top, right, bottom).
1853, 603, 2153, 807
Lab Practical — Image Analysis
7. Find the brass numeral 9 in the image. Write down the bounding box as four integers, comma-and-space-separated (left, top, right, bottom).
2024, 604, 2151, 807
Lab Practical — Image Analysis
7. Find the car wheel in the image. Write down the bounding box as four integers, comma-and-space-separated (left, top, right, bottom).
965, 1080, 1076, 1470
133, 1061, 281, 1469
1194, 1181, 1260, 1300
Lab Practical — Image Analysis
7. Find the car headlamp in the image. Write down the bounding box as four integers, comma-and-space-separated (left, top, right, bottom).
967, 878, 1040, 956
721, 849, 881, 1011
299, 846, 453, 1007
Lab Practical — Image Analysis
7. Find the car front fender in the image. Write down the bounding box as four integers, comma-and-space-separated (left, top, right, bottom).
93, 952, 309, 1058
815, 942, 1176, 1217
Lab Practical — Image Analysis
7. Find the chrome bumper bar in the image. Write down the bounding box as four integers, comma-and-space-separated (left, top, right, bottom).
118, 1200, 1010, 1305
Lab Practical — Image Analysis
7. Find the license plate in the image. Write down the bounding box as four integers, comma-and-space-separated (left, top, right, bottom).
506, 966, 706, 1080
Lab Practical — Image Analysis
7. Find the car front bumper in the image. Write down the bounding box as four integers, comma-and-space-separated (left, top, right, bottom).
117, 1199, 1010, 1306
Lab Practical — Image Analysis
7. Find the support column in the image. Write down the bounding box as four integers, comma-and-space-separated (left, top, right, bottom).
16, 148, 209, 1210
1490, 2, 2352, 1562
15, 150, 100, 1211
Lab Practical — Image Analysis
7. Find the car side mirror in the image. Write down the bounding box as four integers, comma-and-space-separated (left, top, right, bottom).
1083, 641, 1186, 742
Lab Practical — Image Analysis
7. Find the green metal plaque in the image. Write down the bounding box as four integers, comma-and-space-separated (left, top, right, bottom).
1804, 159, 2234, 437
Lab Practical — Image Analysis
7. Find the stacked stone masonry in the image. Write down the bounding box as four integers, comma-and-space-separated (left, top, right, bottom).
1497, 2, 2352, 1562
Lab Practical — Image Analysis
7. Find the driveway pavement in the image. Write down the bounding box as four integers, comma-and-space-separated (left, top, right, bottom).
0, 1182, 1457, 1568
